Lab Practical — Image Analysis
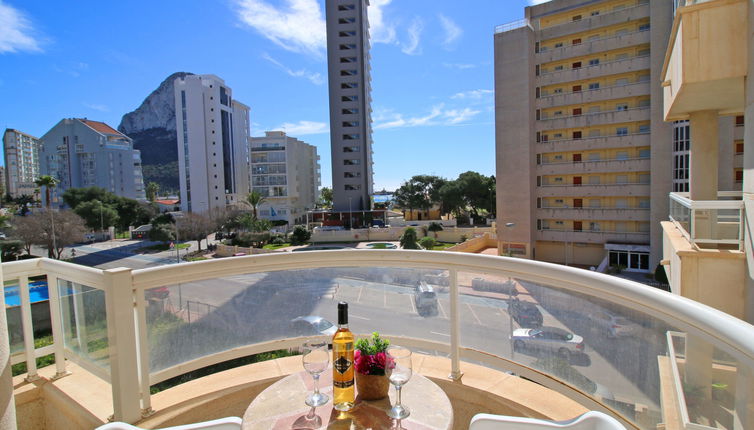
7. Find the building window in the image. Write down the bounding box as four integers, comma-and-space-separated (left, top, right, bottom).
572, 61, 582, 69
341, 95, 358, 102
342, 108, 359, 114
340, 57, 357, 63
341, 82, 358, 89
736, 170, 744, 182
572, 131, 582, 139
554, 65, 564, 71
342, 121, 359, 127
338, 17, 356, 24
339, 31, 357, 37
338, 4, 355, 11
588, 59, 599, 66
573, 85, 582, 92
639, 23, 650, 31
572, 15, 582, 21
345, 184, 361, 190
343, 146, 360, 152
616, 127, 629, 136
616, 103, 628, 111
553, 88, 563, 94
588, 82, 600, 90
344, 172, 361, 178
736, 115, 745, 126
343, 134, 360, 140
639, 124, 650, 133
344, 159, 360, 165
554, 42, 563, 48
591, 10, 600, 16
341, 69, 358, 76
572, 38, 581, 45
339, 44, 357, 50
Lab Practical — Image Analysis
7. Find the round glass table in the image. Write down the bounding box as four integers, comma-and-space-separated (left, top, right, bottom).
242, 369, 453, 430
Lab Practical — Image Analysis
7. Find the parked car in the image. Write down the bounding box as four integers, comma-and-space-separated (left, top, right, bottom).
471, 277, 518, 296
290, 316, 337, 337
508, 298, 543, 328
511, 326, 585, 358
590, 310, 640, 338
414, 281, 438, 316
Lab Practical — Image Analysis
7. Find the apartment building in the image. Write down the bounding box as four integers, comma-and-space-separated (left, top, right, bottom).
2, 128, 41, 198
325, 0, 374, 212
495, 0, 675, 272
250, 131, 321, 226
174, 74, 251, 214
39, 118, 146, 205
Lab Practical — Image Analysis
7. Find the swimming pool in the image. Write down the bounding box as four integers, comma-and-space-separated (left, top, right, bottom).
4, 281, 49, 307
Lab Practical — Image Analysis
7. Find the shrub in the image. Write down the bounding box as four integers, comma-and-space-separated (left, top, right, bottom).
400, 227, 420, 249
271, 236, 286, 245
0, 240, 23, 261
233, 232, 271, 248
419, 237, 436, 250
290, 225, 312, 245
459, 234, 468, 243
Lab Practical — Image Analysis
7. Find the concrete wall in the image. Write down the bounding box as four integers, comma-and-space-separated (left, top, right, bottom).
446, 234, 497, 254
535, 241, 605, 267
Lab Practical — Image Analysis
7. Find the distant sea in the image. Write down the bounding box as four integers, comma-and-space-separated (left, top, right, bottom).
373, 194, 393, 203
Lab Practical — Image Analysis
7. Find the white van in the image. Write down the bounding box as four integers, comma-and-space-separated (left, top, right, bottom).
415, 282, 438, 316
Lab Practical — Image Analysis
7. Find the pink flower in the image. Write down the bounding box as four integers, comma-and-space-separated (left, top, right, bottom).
354, 350, 371, 374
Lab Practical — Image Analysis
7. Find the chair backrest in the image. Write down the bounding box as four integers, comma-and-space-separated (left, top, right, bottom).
469, 411, 626, 430
95, 417, 242, 430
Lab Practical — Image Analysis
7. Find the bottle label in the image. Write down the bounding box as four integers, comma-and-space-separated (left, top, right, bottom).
333, 341, 354, 388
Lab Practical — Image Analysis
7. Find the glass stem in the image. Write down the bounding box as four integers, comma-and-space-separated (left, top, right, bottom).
313, 373, 320, 396
396, 385, 402, 408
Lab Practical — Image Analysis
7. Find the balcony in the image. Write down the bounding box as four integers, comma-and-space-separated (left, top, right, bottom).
538, 132, 650, 152
537, 81, 651, 109
537, 207, 650, 221
537, 229, 649, 244
537, 2, 650, 40
536, 29, 651, 64
662, 0, 748, 120
4, 251, 754, 430
538, 55, 650, 87
668, 191, 744, 250
538, 183, 650, 197
537, 107, 650, 132
537, 158, 650, 175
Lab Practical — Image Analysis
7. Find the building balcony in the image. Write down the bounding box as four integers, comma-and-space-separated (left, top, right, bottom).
537, 207, 650, 221
536, 2, 650, 40
734, 153, 744, 169
538, 55, 650, 87
663, 192, 747, 320
537, 107, 650, 132
662, 0, 748, 120
537, 228, 649, 244
536, 29, 651, 64
537, 81, 651, 109
538, 183, 650, 197
4, 251, 753, 430
537, 132, 650, 152
537, 157, 650, 175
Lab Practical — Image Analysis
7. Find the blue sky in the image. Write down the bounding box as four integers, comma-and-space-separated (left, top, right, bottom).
0, 0, 537, 191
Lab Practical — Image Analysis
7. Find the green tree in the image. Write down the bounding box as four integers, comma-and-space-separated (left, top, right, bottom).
290, 225, 312, 245
62, 186, 116, 209
244, 191, 267, 219
146, 182, 160, 202
175, 213, 215, 251
394, 182, 423, 219
418, 236, 436, 250
319, 187, 333, 208
457, 171, 494, 222
427, 222, 444, 238
148, 224, 174, 242
399, 227, 420, 250
74, 200, 120, 231
237, 213, 272, 233
34, 175, 59, 208
0, 240, 23, 261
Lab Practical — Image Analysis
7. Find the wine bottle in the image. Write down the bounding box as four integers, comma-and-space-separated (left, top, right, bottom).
333, 301, 355, 411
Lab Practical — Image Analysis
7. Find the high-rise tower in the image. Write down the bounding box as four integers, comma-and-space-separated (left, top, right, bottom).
325, 0, 373, 212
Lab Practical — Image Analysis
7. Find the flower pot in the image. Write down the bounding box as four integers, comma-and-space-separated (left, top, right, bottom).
355, 372, 390, 400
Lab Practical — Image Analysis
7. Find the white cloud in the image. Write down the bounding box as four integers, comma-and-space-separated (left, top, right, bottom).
401, 17, 423, 55
262, 52, 324, 85
0, 1, 42, 54
368, 0, 397, 44
236, 0, 326, 57
529, 0, 552, 4
450, 89, 493, 100
374, 104, 481, 129
275, 120, 328, 135
442, 62, 476, 70
438, 14, 462, 49
82, 102, 109, 112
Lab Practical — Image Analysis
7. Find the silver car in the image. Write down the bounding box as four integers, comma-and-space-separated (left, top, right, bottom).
290, 316, 337, 337
591, 311, 640, 338
511, 326, 585, 358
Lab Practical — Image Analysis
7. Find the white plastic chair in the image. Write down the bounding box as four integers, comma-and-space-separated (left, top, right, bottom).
469, 411, 626, 430
95, 417, 242, 430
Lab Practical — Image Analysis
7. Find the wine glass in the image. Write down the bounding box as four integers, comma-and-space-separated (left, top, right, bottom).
385, 345, 412, 420
302, 340, 329, 407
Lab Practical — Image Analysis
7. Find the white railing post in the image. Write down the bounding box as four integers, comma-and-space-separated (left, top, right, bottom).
134, 286, 153, 417
46, 275, 69, 379
18, 276, 38, 382
104, 267, 141, 423
0, 258, 17, 430
448, 268, 462, 380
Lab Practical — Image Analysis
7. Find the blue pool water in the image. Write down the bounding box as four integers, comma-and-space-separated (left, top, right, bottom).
4, 281, 49, 307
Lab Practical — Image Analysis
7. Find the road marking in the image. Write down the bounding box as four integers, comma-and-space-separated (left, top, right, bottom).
409, 294, 416, 314
430, 331, 450, 337
438, 300, 448, 319
351, 314, 370, 321
356, 286, 363, 303
383, 286, 387, 308
467, 303, 482, 325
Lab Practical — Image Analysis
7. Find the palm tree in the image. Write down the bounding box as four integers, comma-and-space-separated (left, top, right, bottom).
34, 175, 59, 208
244, 191, 267, 219
145, 182, 160, 202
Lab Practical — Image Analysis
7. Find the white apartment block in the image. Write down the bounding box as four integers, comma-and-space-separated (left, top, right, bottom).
39, 119, 146, 204
325, 0, 374, 212
250, 131, 321, 227
3, 128, 41, 198
174, 74, 251, 213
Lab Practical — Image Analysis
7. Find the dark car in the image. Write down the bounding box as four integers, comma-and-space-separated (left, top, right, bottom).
509, 298, 543, 328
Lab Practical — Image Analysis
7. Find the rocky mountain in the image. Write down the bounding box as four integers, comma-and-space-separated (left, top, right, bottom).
118, 72, 194, 194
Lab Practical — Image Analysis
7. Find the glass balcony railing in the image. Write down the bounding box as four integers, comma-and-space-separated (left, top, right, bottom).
668, 191, 744, 250
3, 251, 753, 429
